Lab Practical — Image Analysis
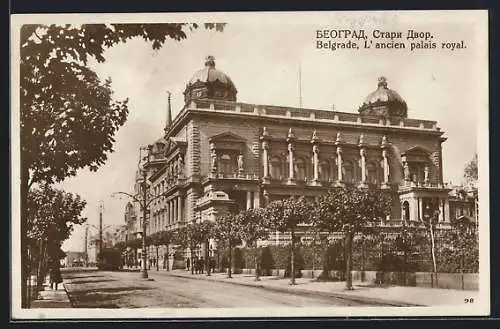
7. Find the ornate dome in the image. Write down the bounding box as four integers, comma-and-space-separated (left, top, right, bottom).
358, 77, 408, 118
184, 56, 237, 104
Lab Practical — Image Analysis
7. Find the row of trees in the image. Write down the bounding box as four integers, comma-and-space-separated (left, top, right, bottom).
116, 186, 478, 289
25, 185, 87, 305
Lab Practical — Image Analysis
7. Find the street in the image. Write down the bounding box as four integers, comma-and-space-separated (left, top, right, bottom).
62, 269, 376, 308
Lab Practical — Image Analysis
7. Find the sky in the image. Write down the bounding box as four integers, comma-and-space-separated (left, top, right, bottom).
52, 11, 487, 252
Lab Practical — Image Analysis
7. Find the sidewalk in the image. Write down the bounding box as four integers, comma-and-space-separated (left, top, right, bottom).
165, 270, 479, 307
30, 282, 72, 308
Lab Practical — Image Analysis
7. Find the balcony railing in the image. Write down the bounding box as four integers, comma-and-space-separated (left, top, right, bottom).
186, 99, 440, 132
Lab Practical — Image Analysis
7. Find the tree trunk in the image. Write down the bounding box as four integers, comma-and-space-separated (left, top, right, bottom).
227, 242, 232, 279
205, 239, 211, 276
166, 244, 169, 271
190, 248, 194, 275
290, 228, 296, 285
429, 225, 438, 287
254, 245, 260, 281
21, 164, 29, 308
345, 228, 353, 290
156, 245, 159, 271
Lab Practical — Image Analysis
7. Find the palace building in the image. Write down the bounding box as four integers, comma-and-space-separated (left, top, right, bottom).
124, 56, 472, 266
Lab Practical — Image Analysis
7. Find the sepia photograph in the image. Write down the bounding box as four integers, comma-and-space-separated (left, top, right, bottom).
10, 10, 489, 319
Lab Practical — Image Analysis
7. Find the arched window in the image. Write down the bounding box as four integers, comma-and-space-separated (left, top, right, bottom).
402, 201, 410, 221
296, 157, 306, 181
319, 159, 331, 182
270, 156, 282, 180
219, 153, 236, 176
366, 161, 378, 184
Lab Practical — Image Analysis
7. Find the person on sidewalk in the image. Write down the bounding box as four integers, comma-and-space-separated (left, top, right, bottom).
49, 260, 63, 290
186, 257, 190, 271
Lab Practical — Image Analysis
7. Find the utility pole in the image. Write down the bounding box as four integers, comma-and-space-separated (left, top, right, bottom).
141, 168, 149, 279
99, 201, 104, 266
84, 225, 88, 267
112, 145, 158, 280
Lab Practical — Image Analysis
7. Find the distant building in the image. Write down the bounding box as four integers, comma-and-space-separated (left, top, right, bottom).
63, 251, 86, 267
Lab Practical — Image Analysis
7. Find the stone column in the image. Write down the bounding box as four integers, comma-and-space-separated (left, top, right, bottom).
169, 200, 173, 225
359, 148, 367, 188
210, 142, 217, 178
438, 198, 444, 222
312, 144, 319, 183
444, 198, 450, 222
260, 127, 271, 183
418, 197, 423, 221
246, 191, 252, 210
253, 191, 260, 209
262, 140, 269, 179
287, 128, 296, 184
336, 146, 343, 184
177, 196, 182, 223
382, 149, 390, 189
411, 198, 419, 222
288, 143, 295, 181
173, 198, 178, 223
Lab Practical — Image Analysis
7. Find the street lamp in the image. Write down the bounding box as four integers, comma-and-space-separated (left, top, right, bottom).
85, 222, 115, 267
111, 145, 166, 280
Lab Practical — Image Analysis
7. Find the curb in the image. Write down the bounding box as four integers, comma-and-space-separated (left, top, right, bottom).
62, 282, 75, 307
163, 272, 422, 307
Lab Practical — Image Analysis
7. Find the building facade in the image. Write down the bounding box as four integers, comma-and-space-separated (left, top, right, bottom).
127, 56, 473, 264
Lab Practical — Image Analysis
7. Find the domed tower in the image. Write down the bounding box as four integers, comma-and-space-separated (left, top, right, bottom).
358, 77, 408, 118
183, 56, 237, 104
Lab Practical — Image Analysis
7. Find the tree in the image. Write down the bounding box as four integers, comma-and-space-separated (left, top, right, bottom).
463, 153, 478, 188
239, 208, 270, 281
26, 185, 86, 290
214, 213, 242, 278
394, 224, 423, 285
198, 221, 216, 276
175, 224, 205, 275
313, 187, 392, 290
422, 200, 441, 287
19, 23, 225, 307
157, 230, 175, 271
264, 196, 312, 285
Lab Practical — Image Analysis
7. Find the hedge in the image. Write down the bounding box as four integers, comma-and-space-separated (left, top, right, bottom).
230, 231, 478, 274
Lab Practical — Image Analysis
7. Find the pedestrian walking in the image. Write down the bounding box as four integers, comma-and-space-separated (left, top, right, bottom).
49, 260, 63, 290
199, 257, 204, 274
186, 257, 190, 271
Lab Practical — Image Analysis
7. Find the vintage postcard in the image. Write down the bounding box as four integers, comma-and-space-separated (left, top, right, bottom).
10, 10, 489, 319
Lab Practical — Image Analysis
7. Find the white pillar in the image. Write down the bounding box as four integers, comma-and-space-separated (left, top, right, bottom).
173, 198, 178, 223
312, 144, 319, 181
288, 143, 295, 180
382, 149, 389, 184
262, 141, 269, 178
444, 198, 450, 222
169, 201, 173, 225
360, 148, 367, 183
336, 146, 343, 182
253, 191, 260, 209
177, 196, 182, 223
438, 198, 444, 222
418, 197, 423, 221
246, 191, 252, 210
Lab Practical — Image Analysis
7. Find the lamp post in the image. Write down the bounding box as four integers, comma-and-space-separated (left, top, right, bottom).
112, 145, 166, 279
85, 222, 114, 267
